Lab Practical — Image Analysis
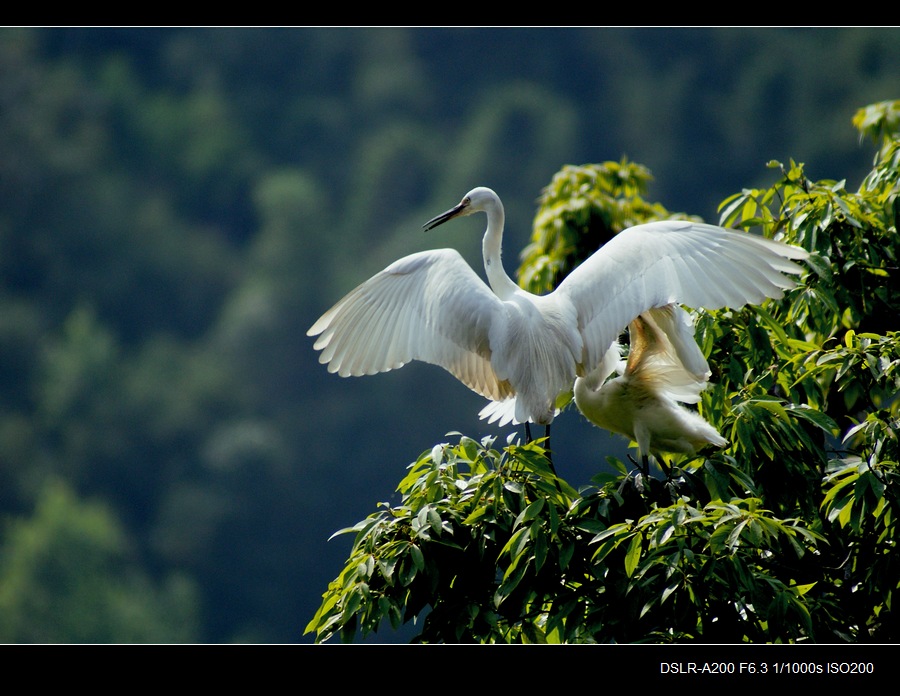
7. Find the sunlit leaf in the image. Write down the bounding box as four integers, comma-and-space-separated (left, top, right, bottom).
624, 533, 643, 578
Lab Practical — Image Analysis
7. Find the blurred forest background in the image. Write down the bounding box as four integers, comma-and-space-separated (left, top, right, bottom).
0, 26, 897, 643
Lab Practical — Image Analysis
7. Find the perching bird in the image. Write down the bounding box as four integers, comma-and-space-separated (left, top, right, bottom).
307, 186, 808, 447
573, 303, 727, 475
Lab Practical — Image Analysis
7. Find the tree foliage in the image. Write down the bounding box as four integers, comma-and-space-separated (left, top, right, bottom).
0, 479, 198, 642
306, 100, 900, 643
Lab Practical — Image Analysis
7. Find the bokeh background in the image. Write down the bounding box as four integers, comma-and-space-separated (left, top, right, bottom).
0, 26, 897, 643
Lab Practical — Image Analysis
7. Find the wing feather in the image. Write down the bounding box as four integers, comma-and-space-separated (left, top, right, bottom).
308, 249, 514, 401
630, 305, 710, 403
556, 221, 808, 373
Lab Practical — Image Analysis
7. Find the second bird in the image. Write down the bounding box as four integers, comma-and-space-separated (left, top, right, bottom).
574, 303, 727, 474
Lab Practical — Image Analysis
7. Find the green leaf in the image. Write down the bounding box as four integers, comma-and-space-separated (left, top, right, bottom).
516, 498, 545, 526
501, 526, 532, 559
661, 581, 680, 606
624, 533, 643, 578
409, 543, 425, 572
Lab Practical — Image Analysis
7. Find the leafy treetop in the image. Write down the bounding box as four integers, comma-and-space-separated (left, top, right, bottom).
306, 100, 899, 644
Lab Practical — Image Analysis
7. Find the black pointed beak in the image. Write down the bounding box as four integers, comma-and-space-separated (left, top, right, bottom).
423, 200, 467, 231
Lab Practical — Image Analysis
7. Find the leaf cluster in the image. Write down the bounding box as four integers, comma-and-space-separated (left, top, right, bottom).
306, 436, 827, 643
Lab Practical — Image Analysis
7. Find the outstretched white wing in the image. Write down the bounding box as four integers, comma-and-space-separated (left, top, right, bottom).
308, 248, 514, 402
556, 220, 808, 374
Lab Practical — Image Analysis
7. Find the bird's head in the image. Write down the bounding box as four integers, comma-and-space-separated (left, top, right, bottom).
423, 187, 500, 231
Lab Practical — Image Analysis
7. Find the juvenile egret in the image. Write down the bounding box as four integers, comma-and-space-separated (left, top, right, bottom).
573, 304, 727, 475
308, 187, 807, 447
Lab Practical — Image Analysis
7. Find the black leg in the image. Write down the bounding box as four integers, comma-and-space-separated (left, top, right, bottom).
524, 422, 532, 443
544, 424, 555, 472
658, 456, 672, 480
543, 424, 560, 485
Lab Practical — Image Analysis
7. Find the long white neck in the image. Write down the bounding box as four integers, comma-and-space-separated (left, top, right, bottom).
482, 201, 520, 299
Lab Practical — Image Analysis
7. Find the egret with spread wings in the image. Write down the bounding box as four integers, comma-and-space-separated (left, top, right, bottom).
308, 187, 807, 447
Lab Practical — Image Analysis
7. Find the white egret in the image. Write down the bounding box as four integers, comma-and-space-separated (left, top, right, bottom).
308, 186, 807, 451
573, 303, 727, 475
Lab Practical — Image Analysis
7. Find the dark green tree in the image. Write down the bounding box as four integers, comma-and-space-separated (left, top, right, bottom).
0, 479, 199, 643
